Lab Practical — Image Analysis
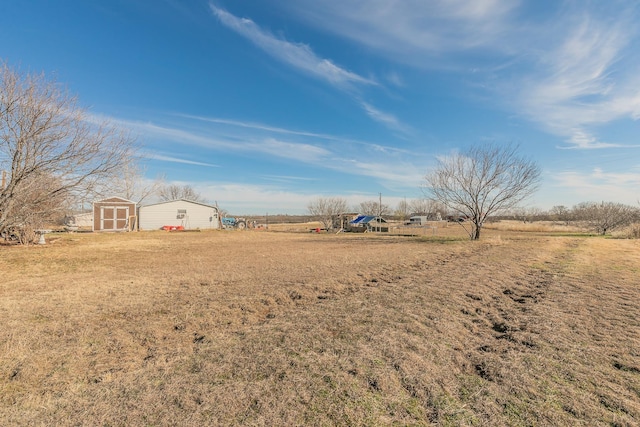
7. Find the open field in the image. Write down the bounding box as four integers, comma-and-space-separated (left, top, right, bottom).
1, 229, 639, 425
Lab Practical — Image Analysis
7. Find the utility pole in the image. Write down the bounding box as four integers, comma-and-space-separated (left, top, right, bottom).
378, 192, 382, 232
1, 170, 6, 189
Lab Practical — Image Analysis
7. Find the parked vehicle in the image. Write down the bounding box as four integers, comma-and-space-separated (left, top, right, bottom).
221, 217, 247, 230
405, 216, 429, 226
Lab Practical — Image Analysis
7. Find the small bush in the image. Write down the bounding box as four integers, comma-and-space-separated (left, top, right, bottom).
627, 223, 640, 239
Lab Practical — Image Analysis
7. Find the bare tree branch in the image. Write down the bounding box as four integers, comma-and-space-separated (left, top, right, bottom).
158, 184, 205, 203
0, 62, 136, 242
357, 200, 391, 217
572, 201, 639, 235
307, 197, 348, 231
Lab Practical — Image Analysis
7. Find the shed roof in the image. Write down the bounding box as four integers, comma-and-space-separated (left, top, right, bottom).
350, 215, 387, 225
94, 196, 136, 204
139, 198, 218, 210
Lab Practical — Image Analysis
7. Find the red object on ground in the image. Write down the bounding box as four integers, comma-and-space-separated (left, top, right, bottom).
163, 225, 185, 231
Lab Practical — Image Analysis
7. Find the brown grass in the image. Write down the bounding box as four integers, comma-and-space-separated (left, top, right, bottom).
1, 229, 639, 425
484, 220, 586, 234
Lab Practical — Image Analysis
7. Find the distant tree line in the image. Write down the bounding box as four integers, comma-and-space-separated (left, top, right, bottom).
507, 202, 640, 236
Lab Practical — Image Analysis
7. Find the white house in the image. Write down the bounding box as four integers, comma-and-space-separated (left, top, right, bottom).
138, 199, 220, 231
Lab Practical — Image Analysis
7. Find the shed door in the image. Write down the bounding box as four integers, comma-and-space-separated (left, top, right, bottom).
101, 206, 129, 230
116, 207, 129, 229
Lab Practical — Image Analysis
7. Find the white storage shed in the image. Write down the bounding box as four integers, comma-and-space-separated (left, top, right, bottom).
138, 199, 220, 231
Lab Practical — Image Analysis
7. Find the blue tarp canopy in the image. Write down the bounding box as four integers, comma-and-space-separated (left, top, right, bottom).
350, 215, 376, 225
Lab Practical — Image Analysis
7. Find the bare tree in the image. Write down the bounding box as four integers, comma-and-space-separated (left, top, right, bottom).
106, 156, 163, 205
158, 184, 205, 203
2, 172, 68, 243
549, 205, 572, 225
511, 206, 543, 223
0, 62, 134, 242
572, 201, 639, 235
425, 144, 541, 240
307, 196, 348, 231
395, 199, 411, 221
358, 200, 392, 217
409, 198, 446, 220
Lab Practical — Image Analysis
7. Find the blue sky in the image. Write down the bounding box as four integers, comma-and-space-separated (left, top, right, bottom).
2, 0, 639, 214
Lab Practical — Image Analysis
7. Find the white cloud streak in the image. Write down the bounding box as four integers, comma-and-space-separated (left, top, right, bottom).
146, 153, 219, 168
552, 168, 640, 205
248, 138, 331, 163
115, 119, 332, 164
177, 114, 337, 140
209, 4, 376, 90
192, 181, 413, 214
336, 158, 425, 190
177, 113, 413, 154
111, 115, 426, 190
360, 102, 412, 135
277, 0, 519, 65
209, 4, 417, 134
516, 8, 640, 149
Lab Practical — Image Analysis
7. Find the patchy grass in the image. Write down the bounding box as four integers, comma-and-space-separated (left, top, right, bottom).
1, 230, 639, 425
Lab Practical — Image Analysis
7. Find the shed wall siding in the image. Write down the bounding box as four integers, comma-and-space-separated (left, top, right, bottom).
138, 200, 219, 230
92, 198, 136, 231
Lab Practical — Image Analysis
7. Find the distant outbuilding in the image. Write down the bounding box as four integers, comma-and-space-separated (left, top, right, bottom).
138, 199, 220, 231
93, 197, 137, 232
349, 215, 388, 232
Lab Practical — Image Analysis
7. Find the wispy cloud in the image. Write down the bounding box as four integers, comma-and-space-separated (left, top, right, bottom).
385, 71, 405, 88
360, 102, 412, 135
176, 113, 413, 154
278, 0, 519, 65
261, 175, 317, 183
192, 181, 356, 214
189, 181, 411, 214
110, 114, 425, 190
276, 1, 640, 149
112, 118, 332, 164
209, 4, 376, 90
334, 158, 425, 190
177, 113, 344, 141
516, 8, 640, 149
146, 153, 220, 168
198, 182, 312, 211
552, 167, 640, 204
247, 138, 331, 163
208, 5, 417, 134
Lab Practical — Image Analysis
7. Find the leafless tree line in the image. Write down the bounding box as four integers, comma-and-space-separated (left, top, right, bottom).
512, 202, 640, 235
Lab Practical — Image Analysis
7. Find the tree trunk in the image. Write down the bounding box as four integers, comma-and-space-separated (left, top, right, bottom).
472, 223, 481, 240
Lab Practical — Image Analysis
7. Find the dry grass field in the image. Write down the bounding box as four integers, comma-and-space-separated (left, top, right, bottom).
1, 227, 639, 426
